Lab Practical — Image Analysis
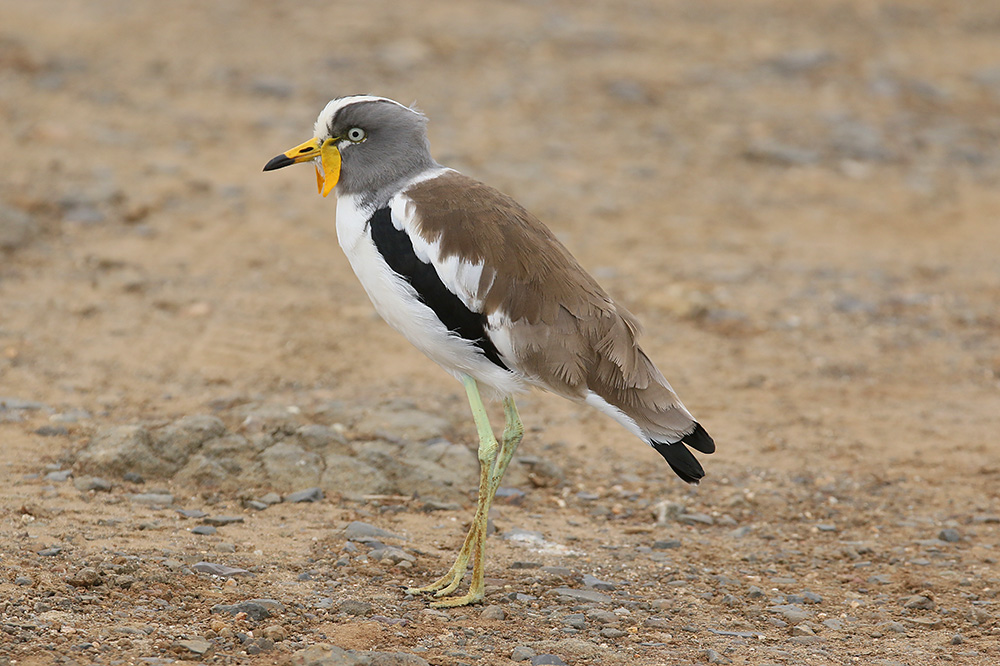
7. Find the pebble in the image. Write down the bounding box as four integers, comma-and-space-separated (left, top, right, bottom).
177, 508, 208, 518
44, 469, 72, 482
173, 637, 212, 656
938, 528, 961, 543
901, 594, 935, 610
581, 573, 616, 591
562, 614, 586, 629
34, 425, 69, 437
193, 562, 250, 577
67, 567, 101, 587
286, 487, 324, 503
259, 492, 283, 505
704, 649, 733, 664
344, 520, 402, 540
262, 624, 287, 641
511, 646, 536, 661
480, 605, 506, 620
511, 561, 542, 569
529, 656, 567, 666
211, 599, 284, 621
369, 546, 415, 565
652, 539, 681, 549
586, 609, 618, 624
192, 525, 217, 536
599, 627, 626, 638
791, 622, 815, 636
767, 604, 813, 624
338, 599, 373, 616
73, 476, 112, 491
38, 547, 62, 557
203, 515, 245, 526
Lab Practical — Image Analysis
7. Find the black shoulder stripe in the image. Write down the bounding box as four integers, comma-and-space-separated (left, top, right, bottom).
368, 207, 509, 371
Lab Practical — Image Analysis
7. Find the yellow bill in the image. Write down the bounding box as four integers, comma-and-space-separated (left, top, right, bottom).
263, 137, 341, 198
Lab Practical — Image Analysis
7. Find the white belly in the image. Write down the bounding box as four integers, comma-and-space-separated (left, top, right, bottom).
335, 192, 525, 398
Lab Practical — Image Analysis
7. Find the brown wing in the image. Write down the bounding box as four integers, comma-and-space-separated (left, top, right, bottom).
405, 171, 699, 442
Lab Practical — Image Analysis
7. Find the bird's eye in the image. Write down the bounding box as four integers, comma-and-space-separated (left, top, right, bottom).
346, 127, 366, 142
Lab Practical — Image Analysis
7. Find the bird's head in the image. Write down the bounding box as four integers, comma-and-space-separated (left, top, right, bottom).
263, 95, 435, 201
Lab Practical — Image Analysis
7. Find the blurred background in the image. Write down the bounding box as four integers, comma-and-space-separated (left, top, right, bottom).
2, 0, 998, 469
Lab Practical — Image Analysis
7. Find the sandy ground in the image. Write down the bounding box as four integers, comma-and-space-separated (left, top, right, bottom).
2, 1, 1000, 664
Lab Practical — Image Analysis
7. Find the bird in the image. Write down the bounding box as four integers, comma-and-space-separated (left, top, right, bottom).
263, 95, 715, 607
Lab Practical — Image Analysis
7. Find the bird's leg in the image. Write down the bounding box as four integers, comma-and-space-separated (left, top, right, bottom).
406, 375, 498, 606
488, 397, 524, 500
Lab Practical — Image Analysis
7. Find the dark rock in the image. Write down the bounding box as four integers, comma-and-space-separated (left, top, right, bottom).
34, 425, 69, 437
530, 656, 567, 666
344, 521, 402, 540
938, 528, 961, 543
203, 515, 245, 526
286, 487, 324, 503
192, 525, 217, 536
562, 614, 586, 629
599, 627, 626, 638
37, 547, 62, 556
176, 508, 208, 519
901, 594, 935, 610
582, 573, 616, 591
652, 539, 682, 550
211, 599, 283, 621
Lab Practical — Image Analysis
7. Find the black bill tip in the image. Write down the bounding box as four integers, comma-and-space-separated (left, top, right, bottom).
263, 154, 295, 172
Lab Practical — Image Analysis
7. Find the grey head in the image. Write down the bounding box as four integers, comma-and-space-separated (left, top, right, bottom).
316, 95, 439, 208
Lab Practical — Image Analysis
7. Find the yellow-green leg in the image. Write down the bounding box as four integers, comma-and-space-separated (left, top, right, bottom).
405, 376, 523, 607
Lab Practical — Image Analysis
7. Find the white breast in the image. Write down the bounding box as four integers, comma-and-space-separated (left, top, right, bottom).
335, 180, 526, 399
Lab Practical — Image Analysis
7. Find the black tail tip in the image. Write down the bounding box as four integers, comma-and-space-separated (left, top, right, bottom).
652, 440, 705, 484
681, 422, 715, 454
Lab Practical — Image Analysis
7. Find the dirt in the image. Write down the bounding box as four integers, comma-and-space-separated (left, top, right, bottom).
2, 1, 1000, 664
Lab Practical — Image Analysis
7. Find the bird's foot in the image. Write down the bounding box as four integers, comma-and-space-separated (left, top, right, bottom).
427, 588, 484, 608
405, 568, 466, 597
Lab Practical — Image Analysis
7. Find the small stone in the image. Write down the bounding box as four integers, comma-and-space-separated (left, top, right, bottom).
286, 487, 323, 503
34, 425, 69, 437
822, 618, 844, 631
599, 627, 627, 638
767, 604, 812, 624
511, 646, 536, 661
480, 605, 506, 620
67, 567, 101, 587
586, 609, 619, 624
259, 492, 282, 505
262, 625, 287, 641
951, 634, 965, 645
211, 599, 283, 621
902, 594, 935, 610
192, 525, 217, 536
677, 512, 714, 525
530, 656, 567, 666
173, 637, 213, 656
73, 476, 112, 492
746, 585, 765, 599
562, 614, 586, 629
369, 546, 415, 565
652, 539, 681, 549
177, 508, 208, 519
582, 573, 616, 591
203, 515, 245, 526
193, 562, 250, 577
15, 576, 32, 586
905, 617, 942, 629
791, 623, 815, 636
510, 561, 541, 569
801, 590, 823, 604
245, 500, 268, 511
704, 649, 733, 664
37, 547, 62, 557
44, 470, 72, 482
938, 528, 961, 543
338, 599, 373, 616
885, 621, 907, 633
343, 521, 402, 540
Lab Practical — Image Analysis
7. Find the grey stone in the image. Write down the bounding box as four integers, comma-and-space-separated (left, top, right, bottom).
511, 646, 536, 661
763, 49, 835, 76
652, 539, 682, 549
293, 424, 351, 454
562, 613, 586, 629
67, 567, 101, 587
548, 587, 613, 604
599, 627, 626, 638
791, 622, 815, 636
34, 425, 69, 437
76, 425, 174, 478
73, 476, 112, 492
530, 656, 567, 666
44, 469, 72, 482
480, 605, 506, 620
823, 618, 844, 631
582, 573, 616, 591
177, 508, 208, 518
192, 525, 217, 536
767, 604, 813, 624
38, 547, 62, 556
259, 492, 282, 505
677, 512, 714, 525
287, 487, 324, 503
173, 637, 213, 655
130, 492, 174, 506
211, 599, 283, 620
586, 609, 619, 624
260, 442, 323, 489
704, 649, 733, 664
938, 528, 961, 543
203, 515, 244, 526
193, 562, 250, 577
151, 415, 226, 465
901, 594, 935, 610
15, 576, 32, 586
369, 547, 415, 565
344, 521, 403, 541
338, 599, 373, 616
